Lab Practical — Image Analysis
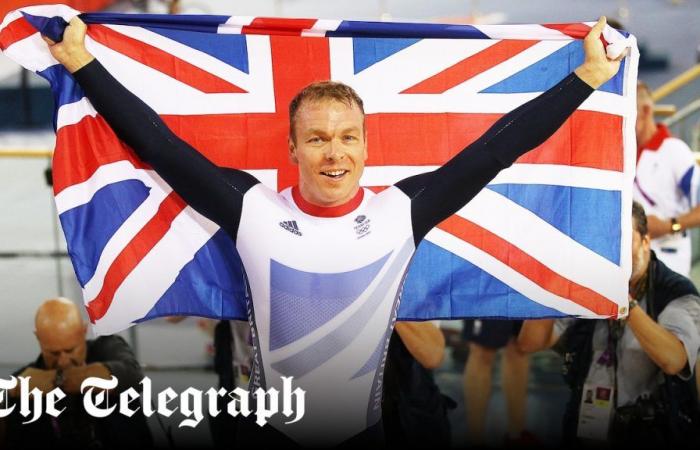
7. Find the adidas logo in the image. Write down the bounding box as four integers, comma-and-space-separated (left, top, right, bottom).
279, 220, 302, 236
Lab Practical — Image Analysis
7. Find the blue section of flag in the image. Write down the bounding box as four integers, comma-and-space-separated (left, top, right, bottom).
330, 20, 488, 39
59, 180, 150, 287
20, 12, 67, 43
352, 38, 420, 73
481, 41, 623, 95
38, 65, 85, 114
81, 12, 231, 34
138, 229, 248, 322
144, 27, 250, 74
487, 184, 621, 265
399, 240, 568, 320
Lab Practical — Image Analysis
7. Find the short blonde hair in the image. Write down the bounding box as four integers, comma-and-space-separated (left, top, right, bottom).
288, 81, 365, 142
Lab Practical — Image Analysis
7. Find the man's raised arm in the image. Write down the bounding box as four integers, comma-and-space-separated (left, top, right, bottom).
396, 17, 626, 242
44, 17, 259, 241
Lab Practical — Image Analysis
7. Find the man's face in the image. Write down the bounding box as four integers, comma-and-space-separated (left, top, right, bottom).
289, 99, 368, 206
630, 222, 651, 283
36, 325, 87, 370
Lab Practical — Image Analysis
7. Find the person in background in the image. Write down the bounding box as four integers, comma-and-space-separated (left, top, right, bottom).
2, 298, 152, 448
634, 81, 700, 277
635, 80, 700, 398
518, 202, 700, 448
462, 319, 535, 446
382, 321, 454, 448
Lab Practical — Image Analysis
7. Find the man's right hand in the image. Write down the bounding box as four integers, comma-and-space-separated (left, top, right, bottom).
9, 368, 57, 397
42, 16, 94, 73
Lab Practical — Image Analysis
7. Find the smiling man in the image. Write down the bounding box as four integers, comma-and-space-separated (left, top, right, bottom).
44, 16, 624, 447
288, 81, 368, 207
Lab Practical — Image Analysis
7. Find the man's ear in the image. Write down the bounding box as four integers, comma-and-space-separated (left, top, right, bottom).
363, 129, 368, 161
288, 137, 298, 164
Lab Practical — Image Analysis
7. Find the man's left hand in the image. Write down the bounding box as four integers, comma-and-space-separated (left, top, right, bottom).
62, 363, 111, 394
574, 16, 628, 89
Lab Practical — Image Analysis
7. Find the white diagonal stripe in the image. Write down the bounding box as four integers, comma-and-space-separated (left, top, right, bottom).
56, 97, 97, 130
456, 188, 626, 303
2, 33, 58, 72
473, 23, 574, 40
425, 227, 617, 318
217, 15, 254, 34
55, 161, 154, 214
81, 171, 172, 301
85, 35, 275, 115
0, 10, 22, 30
104, 24, 252, 90
91, 206, 219, 335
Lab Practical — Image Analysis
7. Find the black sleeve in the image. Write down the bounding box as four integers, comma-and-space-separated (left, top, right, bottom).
72, 59, 259, 241
88, 336, 143, 393
395, 73, 594, 243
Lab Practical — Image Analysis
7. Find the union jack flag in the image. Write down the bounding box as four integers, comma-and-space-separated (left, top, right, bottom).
0, 4, 638, 335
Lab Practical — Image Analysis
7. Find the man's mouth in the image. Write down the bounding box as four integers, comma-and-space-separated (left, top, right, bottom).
320, 169, 349, 179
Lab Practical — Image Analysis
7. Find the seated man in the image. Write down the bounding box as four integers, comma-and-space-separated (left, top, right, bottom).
2, 298, 152, 448
518, 202, 700, 448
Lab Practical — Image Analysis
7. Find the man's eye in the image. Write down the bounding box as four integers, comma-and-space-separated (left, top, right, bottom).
343, 135, 357, 141
307, 137, 322, 144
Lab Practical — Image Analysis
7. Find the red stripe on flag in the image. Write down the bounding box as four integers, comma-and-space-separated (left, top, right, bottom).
87, 24, 247, 94
54, 108, 622, 196
542, 23, 591, 40
85, 191, 187, 323
402, 40, 538, 94
364, 110, 623, 172
53, 115, 150, 195
0, 17, 36, 51
437, 215, 619, 317
242, 18, 318, 36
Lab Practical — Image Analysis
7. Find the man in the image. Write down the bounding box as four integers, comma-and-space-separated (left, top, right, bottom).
462, 319, 533, 446
2, 298, 152, 448
44, 15, 623, 446
634, 81, 700, 277
518, 202, 700, 447
382, 321, 452, 448
635, 82, 700, 398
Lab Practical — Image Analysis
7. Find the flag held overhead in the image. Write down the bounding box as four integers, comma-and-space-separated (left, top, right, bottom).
1, 4, 639, 335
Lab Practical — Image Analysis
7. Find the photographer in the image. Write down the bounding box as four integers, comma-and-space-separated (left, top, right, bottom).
518, 202, 700, 447
2, 298, 152, 449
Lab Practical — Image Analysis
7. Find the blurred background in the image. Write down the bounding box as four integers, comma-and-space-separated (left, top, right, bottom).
1, 0, 699, 447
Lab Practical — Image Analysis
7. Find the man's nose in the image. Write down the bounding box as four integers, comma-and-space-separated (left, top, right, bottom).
57, 351, 72, 369
324, 139, 344, 161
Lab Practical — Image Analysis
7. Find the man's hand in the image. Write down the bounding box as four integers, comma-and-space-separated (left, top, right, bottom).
10, 367, 57, 397
62, 363, 111, 394
42, 16, 94, 73
574, 16, 628, 89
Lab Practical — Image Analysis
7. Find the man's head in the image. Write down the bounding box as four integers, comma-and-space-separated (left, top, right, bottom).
630, 201, 651, 286
34, 298, 88, 370
636, 81, 656, 146
288, 81, 368, 207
